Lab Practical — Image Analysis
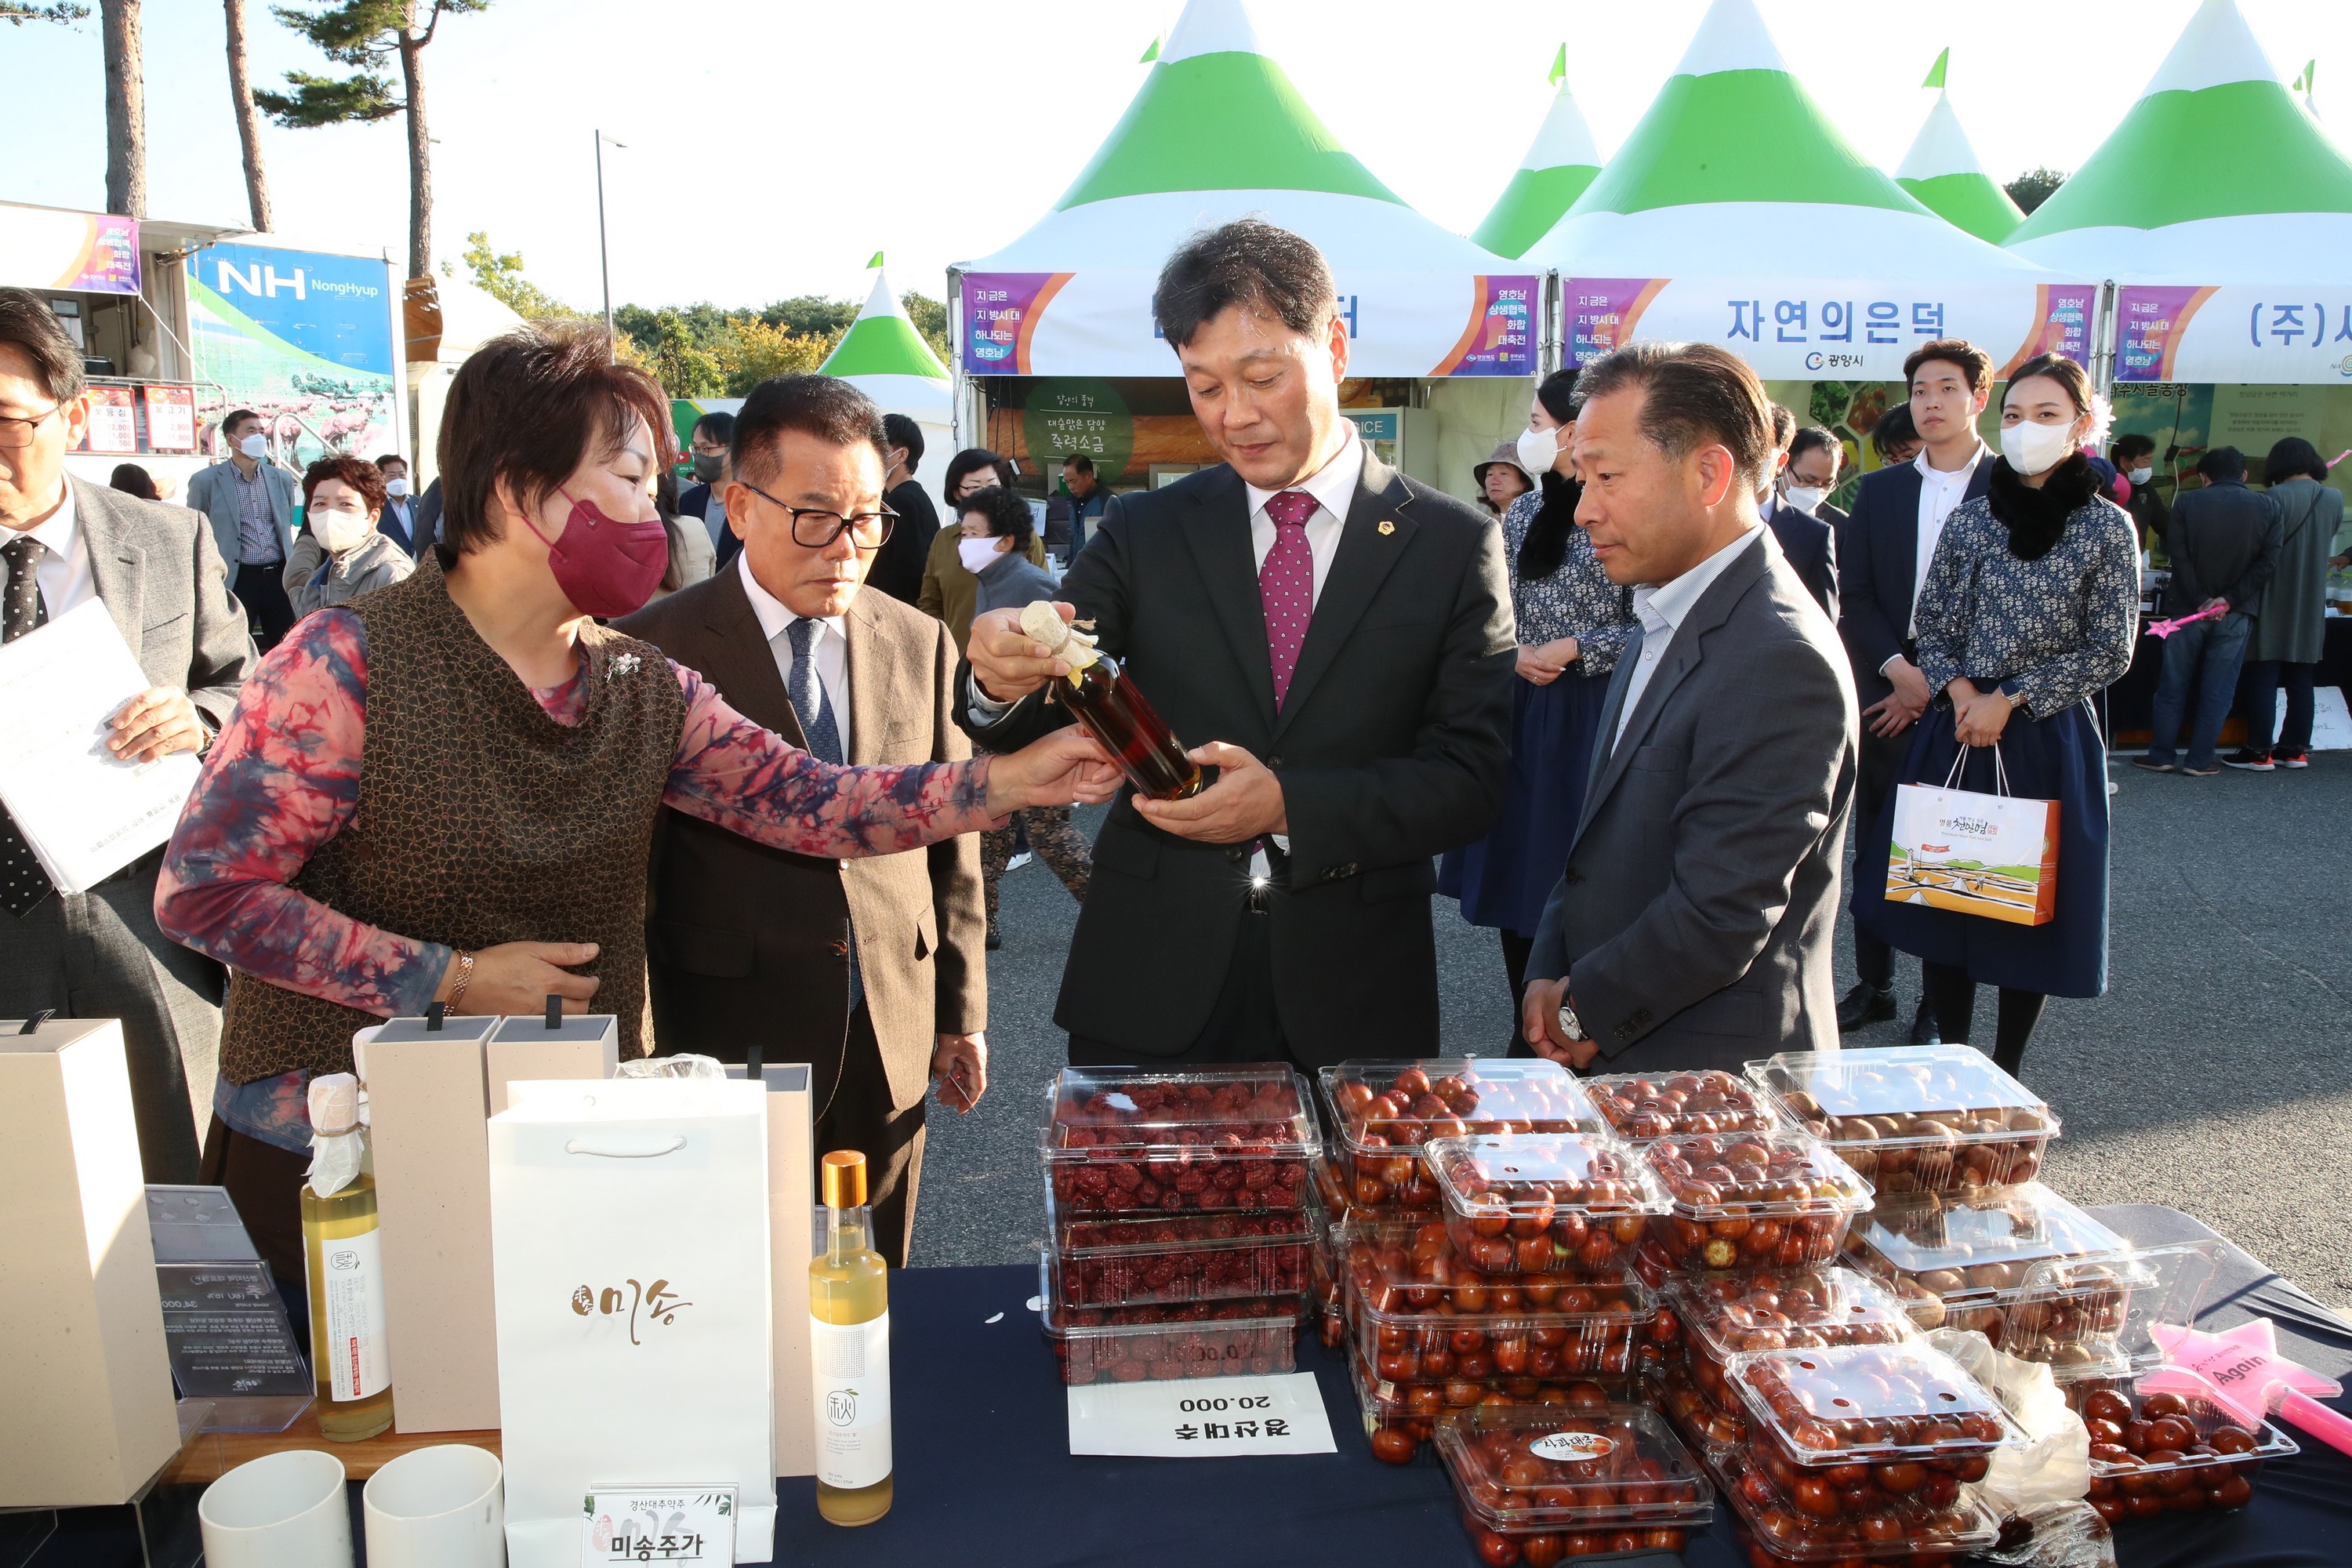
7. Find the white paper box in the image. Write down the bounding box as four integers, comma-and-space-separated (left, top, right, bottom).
483, 1012, 619, 1116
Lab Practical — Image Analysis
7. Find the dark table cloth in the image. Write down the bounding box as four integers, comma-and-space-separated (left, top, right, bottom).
31, 1207, 2352, 1566
2108, 615, 2352, 739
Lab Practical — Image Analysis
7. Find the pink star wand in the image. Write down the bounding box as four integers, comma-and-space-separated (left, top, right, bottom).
2142, 1319, 2352, 1458
2144, 604, 2228, 640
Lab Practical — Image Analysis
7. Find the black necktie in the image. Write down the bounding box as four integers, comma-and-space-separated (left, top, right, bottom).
2, 533, 57, 916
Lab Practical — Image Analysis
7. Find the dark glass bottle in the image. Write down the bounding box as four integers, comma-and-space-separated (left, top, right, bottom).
1051, 654, 1204, 801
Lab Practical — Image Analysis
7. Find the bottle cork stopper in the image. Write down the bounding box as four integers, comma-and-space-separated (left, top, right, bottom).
822, 1149, 868, 1208
307, 1071, 361, 1135
1018, 601, 1098, 674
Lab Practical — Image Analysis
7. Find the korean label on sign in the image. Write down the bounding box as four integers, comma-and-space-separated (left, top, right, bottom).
1065, 1372, 1337, 1457
582, 1485, 735, 1565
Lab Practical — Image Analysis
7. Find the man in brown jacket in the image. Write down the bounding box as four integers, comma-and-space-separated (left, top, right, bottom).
619, 376, 987, 1265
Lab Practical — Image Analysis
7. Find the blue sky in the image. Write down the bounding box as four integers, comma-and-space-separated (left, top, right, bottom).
6, 1, 2349, 310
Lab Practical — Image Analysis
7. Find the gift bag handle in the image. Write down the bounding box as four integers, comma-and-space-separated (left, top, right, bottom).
1940, 742, 2011, 798
564, 1134, 689, 1159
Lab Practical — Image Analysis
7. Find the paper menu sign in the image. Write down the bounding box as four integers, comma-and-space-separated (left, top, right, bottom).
582, 1485, 735, 1565
0, 597, 201, 892
1065, 1371, 1337, 1457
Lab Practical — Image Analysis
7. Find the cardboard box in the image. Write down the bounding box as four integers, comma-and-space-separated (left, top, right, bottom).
485, 1012, 620, 1116
735, 1062, 815, 1475
0, 1018, 183, 1506
360, 1014, 503, 1434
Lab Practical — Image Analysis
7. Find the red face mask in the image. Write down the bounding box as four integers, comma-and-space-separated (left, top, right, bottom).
521, 486, 670, 618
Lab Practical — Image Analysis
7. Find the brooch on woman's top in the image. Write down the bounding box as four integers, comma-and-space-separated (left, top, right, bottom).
608, 652, 641, 681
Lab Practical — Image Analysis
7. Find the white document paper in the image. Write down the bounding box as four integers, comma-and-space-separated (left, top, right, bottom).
1065, 1371, 1337, 1457
0, 597, 201, 893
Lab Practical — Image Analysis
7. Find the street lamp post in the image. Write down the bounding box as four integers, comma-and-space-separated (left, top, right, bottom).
594, 129, 626, 359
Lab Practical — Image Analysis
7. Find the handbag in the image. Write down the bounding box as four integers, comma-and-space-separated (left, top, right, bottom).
1885, 742, 2060, 926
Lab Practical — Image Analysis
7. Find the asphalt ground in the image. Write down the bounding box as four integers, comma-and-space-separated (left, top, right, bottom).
911, 753, 2352, 1309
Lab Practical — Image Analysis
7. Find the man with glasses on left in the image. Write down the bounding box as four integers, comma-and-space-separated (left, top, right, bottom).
0, 288, 254, 1183
619, 375, 987, 1267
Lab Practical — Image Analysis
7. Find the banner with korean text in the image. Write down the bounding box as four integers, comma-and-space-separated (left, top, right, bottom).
2114, 285, 2352, 385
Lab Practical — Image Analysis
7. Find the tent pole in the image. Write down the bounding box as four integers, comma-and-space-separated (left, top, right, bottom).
1541, 272, 1562, 377
2091, 281, 2118, 401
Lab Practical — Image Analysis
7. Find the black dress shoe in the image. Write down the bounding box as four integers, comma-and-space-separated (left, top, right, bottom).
1837, 982, 1896, 1031
1908, 998, 1942, 1045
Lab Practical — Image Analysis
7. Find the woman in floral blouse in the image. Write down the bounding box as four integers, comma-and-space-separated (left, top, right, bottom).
1441, 368, 1634, 1051
1853, 353, 2138, 1076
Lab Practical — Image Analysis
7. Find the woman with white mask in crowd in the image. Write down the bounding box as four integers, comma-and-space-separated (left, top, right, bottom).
1852, 352, 2138, 1078
284, 454, 416, 618
1439, 368, 1635, 1052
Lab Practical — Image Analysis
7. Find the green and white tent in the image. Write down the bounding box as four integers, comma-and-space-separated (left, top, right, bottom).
1524, 0, 2088, 382
1472, 56, 1603, 260
819, 266, 954, 444
1896, 88, 2025, 245
951, 0, 1533, 379
2007, 0, 2352, 384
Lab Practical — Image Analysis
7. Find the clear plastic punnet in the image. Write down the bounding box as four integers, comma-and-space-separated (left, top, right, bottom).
1840, 1182, 2132, 1337
1033, 1251, 1303, 1385
1726, 1341, 2024, 1476
1040, 1065, 1319, 1217
1670, 1267, 1920, 1416
2066, 1382, 2299, 1521
1584, 1069, 1790, 1142
1642, 1131, 1874, 1273
1998, 1239, 2212, 1378
1747, 1044, 2058, 1196
1428, 1132, 1671, 1277
1719, 1446, 2004, 1565
1319, 1059, 1597, 1213
1437, 1403, 1713, 1558
1043, 1178, 1311, 1308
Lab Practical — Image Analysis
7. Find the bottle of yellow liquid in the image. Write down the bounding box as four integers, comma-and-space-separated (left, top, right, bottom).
810, 1150, 892, 1525
300, 1072, 394, 1441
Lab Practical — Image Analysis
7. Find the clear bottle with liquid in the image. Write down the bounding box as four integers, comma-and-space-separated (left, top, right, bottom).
299, 1072, 394, 1441
1021, 602, 1203, 801
810, 1150, 893, 1526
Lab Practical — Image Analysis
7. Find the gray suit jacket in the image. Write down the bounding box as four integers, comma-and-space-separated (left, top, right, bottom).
183, 458, 298, 572
1529, 532, 1857, 1073
67, 477, 257, 732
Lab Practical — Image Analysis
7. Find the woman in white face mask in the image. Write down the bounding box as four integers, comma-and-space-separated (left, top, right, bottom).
1849, 352, 2139, 1078
283, 455, 416, 618
1439, 368, 1637, 1052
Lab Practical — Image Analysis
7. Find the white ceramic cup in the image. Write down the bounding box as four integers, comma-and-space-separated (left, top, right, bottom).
198, 1449, 353, 1568
361, 1443, 506, 1567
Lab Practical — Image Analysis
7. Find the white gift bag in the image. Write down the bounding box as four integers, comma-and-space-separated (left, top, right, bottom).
488, 1078, 775, 1566
1885, 743, 2060, 926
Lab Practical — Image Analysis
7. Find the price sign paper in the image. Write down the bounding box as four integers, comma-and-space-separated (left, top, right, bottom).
582, 1484, 735, 1565
1065, 1372, 1336, 1457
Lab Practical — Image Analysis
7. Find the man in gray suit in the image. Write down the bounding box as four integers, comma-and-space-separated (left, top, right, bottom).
184, 405, 299, 649
0, 289, 256, 1181
1521, 342, 1857, 1073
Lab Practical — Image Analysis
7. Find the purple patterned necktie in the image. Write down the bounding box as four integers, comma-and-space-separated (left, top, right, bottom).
1259, 490, 1317, 708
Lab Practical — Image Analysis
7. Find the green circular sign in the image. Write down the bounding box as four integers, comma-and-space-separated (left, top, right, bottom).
1022, 378, 1135, 481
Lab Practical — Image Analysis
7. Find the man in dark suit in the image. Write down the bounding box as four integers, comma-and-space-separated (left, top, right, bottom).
962, 220, 1514, 1067
374, 452, 423, 557
866, 412, 939, 605
679, 409, 736, 566
618, 376, 985, 1266
1760, 405, 1838, 619
1520, 343, 1857, 1074
1834, 339, 1994, 1040
183, 406, 299, 650
0, 289, 256, 1181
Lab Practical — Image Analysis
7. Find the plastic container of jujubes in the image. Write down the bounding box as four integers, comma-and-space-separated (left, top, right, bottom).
1748, 1045, 2057, 1198
1641, 1131, 1874, 1274
1840, 1181, 2131, 1338
1718, 1444, 2003, 1566
1584, 1069, 1788, 1143
1034, 1251, 1303, 1385
2002, 1242, 2299, 1521
1723, 1341, 2023, 1526
1319, 1058, 1597, 1214
1436, 1403, 1714, 1567
1040, 1065, 1319, 1218
1349, 1334, 1632, 1469
1428, 1133, 1673, 1278
1670, 1265, 1920, 1422
1042, 1173, 1313, 1308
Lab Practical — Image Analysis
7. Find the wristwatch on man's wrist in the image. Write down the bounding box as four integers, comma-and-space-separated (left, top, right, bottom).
1555, 996, 1585, 1043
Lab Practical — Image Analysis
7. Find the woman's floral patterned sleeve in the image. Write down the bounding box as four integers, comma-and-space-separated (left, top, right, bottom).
154, 611, 452, 1018
662, 661, 998, 854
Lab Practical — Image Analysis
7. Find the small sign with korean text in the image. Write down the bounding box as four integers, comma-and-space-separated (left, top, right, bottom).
1065, 1372, 1336, 1458
581, 1484, 735, 1566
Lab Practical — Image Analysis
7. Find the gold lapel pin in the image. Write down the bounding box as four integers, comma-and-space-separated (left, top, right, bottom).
1377, 520, 1396, 535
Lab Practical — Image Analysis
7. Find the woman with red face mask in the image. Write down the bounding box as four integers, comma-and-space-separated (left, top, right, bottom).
154, 323, 1115, 1286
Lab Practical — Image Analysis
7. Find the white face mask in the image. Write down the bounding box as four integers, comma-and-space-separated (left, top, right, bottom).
2127, 466, 2153, 485
1516, 424, 1561, 480
2000, 416, 2079, 477
1784, 485, 1830, 514
383, 477, 409, 498
956, 535, 1003, 575
237, 433, 268, 459
310, 507, 371, 554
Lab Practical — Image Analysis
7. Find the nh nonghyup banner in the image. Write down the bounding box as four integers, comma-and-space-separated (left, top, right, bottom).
1563, 277, 2098, 381
183, 241, 400, 465
2116, 285, 2352, 385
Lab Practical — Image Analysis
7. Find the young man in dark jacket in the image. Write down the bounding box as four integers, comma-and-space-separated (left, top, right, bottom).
2138, 447, 2281, 775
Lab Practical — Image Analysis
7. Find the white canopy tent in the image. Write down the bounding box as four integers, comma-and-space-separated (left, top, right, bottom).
818, 266, 955, 467
1471, 54, 1604, 262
